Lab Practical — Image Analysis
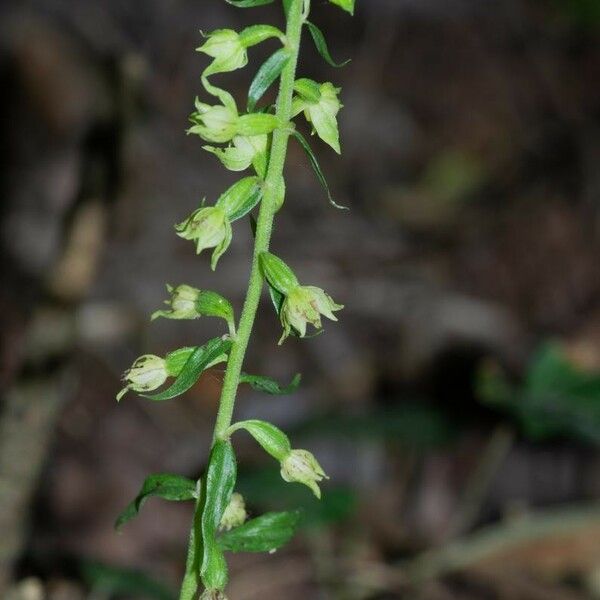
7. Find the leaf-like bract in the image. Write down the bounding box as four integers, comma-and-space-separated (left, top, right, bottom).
306, 21, 350, 68
142, 338, 232, 401
225, 0, 274, 7
201, 440, 237, 590
292, 130, 348, 210
218, 511, 301, 552
240, 373, 301, 395
115, 474, 197, 530
248, 48, 291, 112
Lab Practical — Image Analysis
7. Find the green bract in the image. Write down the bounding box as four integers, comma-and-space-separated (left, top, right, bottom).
259, 251, 299, 295
215, 176, 263, 221
329, 0, 355, 15
116, 2, 353, 597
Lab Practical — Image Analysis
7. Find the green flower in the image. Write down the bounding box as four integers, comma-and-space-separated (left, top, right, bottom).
280, 449, 329, 499
198, 29, 248, 74
280, 285, 343, 344
151, 284, 200, 321
190, 100, 279, 146
198, 25, 285, 77
117, 355, 168, 401
204, 134, 268, 174
189, 101, 239, 144
175, 206, 232, 270
219, 493, 247, 531
293, 81, 343, 154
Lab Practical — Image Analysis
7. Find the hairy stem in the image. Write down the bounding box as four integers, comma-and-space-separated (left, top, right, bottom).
213, 0, 306, 439
178, 2, 306, 597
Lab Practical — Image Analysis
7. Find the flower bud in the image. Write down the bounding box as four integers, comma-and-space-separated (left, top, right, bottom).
259, 252, 299, 295
175, 206, 232, 270
280, 449, 328, 499
237, 113, 280, 137
215, 176, 262, 221
190, 102, 239, 144
198, 29, 247, 74
219, 493, 247, 531
151, 284, 202, 321
117, 355, 168, 401
238, 24, 286, 48
204, 134, 268, 173
279, 285, 343, 344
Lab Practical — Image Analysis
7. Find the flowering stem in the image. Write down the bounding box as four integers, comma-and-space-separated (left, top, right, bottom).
213, 0, 306, 440
178, 2, 306, 597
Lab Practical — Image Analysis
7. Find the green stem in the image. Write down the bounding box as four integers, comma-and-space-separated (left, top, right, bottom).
178, 2, 306, 598
214, 0, 306, 439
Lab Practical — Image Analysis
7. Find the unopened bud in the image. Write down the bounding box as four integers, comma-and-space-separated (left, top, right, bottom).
219, 493, 247, 531
280, 449, 328, 499
117, 355, 168, 401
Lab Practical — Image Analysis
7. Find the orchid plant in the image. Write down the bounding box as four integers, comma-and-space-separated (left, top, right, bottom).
115, 0, 354, 597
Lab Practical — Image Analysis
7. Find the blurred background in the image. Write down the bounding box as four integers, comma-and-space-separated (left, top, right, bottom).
1, 0, 599, 598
